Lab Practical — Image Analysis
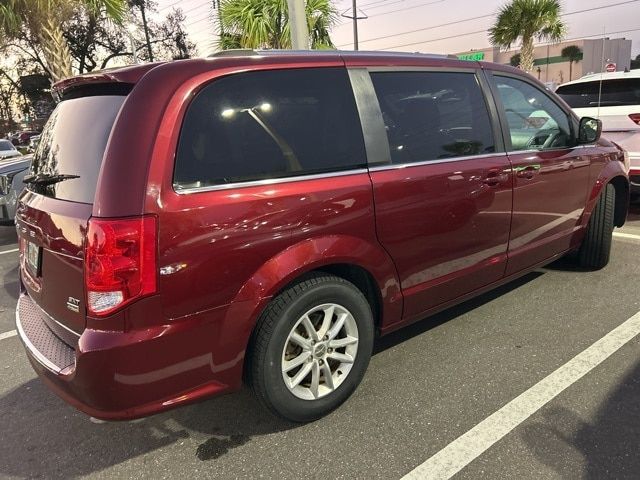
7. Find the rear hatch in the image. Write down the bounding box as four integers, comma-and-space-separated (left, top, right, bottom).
16, 93, 127, 338
556, 77, 640, 160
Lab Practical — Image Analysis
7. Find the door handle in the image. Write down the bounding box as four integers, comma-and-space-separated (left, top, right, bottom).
514, 165, 541, 179
482, 169, 509, 186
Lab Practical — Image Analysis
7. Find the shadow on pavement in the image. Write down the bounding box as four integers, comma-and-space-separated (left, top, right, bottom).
520, 360, 640, 479
0, 225, 17, 248
0, 271, 544, 477
0, 379, 294, 478
3, 265, 19, 300
375, 271, 544, 354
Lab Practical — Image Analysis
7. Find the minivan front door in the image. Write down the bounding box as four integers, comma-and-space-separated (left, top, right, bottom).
490, 74, 592, 275
362, 69, 513, 321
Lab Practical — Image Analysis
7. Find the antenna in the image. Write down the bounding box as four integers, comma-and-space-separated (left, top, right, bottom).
597, 27, 605, 119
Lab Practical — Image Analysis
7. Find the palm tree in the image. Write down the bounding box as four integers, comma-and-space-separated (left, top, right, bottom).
561, 45, 582, 80
489, 0, 566, 73
218, 0, 337, 50
0, 0, 126, 82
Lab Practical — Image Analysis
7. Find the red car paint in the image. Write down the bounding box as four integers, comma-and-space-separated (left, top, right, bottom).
16, 52, 629, 420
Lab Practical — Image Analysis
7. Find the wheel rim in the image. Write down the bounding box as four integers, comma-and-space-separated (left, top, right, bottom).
281, 303, 359, 400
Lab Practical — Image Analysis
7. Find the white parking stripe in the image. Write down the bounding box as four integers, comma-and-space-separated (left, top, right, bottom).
0, 248, 18, 255
0, 330, 17, 340
613, 232, 640, 241
401, 310, 640, 480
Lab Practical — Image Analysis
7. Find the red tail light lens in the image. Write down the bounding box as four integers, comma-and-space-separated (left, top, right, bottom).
85, 216, 157, 316
630, 114, 640, 125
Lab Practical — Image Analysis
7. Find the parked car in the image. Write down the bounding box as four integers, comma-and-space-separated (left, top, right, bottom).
15, 51, 629, 423
27, 134, 41, 153
556, 70, 640, 201
0, 155, 31, 224
11, 130, 39, 146
0, 139, 22, 159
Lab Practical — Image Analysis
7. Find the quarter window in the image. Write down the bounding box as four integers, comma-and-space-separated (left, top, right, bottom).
370, 71, 495, 164
174, 68, 367, 189
494, 76, 573, 151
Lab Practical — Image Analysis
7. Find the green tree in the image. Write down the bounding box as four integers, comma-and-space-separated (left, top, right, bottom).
561, 45, 582, 80
509, 53, 521, 67
489, 0, 566, 73
218, 0, 337, 50
0, 0, 126, 81
631, 54, 640, 70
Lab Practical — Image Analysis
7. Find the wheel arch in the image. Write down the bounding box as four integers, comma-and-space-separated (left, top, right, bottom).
609, 175, 630, 228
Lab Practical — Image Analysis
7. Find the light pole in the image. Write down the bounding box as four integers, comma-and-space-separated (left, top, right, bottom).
287, 0, 309, 50
127, 24, 139, 64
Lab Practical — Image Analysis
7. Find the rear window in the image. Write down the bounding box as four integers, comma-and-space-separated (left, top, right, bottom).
30, 95, 126, 203
0, 140, 14, 151
174, 67, 367, 190
556, 78, 640, 108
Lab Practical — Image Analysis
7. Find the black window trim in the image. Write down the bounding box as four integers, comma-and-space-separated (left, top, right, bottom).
485, 70, 580, 154
173, 66, 370, 195
355, 66, 506, 171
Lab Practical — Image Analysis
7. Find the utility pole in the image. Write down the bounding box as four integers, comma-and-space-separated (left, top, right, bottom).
287, 0, 309, 50
341, 2, 367, 51
352, 0, 358, 51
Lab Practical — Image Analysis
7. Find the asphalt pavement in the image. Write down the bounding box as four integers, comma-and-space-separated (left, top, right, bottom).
0, 206, 638, 479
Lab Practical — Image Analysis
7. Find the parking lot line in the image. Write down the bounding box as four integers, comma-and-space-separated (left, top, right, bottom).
401, 310, 640, 480
613, 232, 640, 241
0, 247, 18, 255
0, 330, 17, 340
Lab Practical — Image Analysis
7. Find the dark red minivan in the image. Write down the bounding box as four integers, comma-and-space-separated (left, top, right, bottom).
16, 51, 630, 422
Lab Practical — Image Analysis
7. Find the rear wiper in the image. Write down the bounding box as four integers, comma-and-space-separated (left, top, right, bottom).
23, 173, 80, 186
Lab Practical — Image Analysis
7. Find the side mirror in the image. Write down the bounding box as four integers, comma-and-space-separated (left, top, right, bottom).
578, 117, 602, 144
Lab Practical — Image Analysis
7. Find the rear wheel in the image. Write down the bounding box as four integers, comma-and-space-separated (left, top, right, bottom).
248, 273, 374, 422
577, 183, 615, 269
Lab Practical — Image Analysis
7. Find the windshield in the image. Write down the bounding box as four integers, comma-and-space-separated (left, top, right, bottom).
557, 78, 640, 108
0, 140, 14, 151
30, 95, 126, 203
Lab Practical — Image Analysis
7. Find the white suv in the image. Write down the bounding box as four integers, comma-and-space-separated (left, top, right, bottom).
556, 70, 640, 200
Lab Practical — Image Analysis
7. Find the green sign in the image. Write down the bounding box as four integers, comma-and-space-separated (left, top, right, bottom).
457, 52, 485, 61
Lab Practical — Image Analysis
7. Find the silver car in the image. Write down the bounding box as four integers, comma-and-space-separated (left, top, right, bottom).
0, 139, 22, 160
0, 155, 31, 224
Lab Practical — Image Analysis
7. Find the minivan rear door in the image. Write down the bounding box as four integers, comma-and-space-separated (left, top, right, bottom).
16, 94, 127, 338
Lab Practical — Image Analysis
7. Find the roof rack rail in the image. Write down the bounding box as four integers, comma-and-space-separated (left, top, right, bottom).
207, 49, 458, 59
208, 49, 258, 57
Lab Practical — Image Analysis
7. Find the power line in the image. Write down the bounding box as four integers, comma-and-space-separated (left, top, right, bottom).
382, 26, 640, 52
336, 0, 446, 27
349, 0, 640, 49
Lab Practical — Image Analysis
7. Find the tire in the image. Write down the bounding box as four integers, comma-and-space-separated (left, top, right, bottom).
248, 273, 374, 422
577, 183, 615, 269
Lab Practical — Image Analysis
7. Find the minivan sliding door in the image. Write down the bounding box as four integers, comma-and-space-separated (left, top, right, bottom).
351, 67, 514, 321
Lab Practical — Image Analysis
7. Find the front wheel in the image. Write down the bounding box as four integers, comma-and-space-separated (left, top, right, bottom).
577, 183, 615, 269
248, 274, 374, 422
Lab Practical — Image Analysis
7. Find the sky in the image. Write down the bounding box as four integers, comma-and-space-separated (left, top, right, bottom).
153, 0, 640, 58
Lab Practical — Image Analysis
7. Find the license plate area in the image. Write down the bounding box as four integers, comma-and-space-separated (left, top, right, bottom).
26, 241, 41, 277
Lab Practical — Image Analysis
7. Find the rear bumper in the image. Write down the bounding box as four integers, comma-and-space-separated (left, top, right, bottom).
16, 293, 240, 420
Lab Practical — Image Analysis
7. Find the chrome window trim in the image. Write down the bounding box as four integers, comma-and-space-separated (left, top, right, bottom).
174, 168, 369, 195
367, 152, 508, 172
366, 66, 479, 74
348, 68, 391, 166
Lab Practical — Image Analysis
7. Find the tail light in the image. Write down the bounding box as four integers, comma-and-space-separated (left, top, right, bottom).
630, 114, 640, 126
84, 216, 157, 316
